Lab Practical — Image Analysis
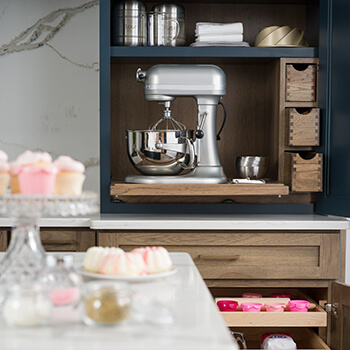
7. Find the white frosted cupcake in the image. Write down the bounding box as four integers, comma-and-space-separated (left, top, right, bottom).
0, 150, 10, 195
53, 156, 85, 195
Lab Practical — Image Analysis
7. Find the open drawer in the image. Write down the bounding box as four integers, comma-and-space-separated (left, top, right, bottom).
215, 296, 326, 328
230, 328, 329, 350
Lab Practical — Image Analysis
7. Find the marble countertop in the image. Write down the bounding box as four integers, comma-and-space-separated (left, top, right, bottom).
0, 253, 239, 350
0, 214, 349, 230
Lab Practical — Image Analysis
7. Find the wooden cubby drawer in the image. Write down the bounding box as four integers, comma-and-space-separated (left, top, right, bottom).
99, 230, 340, 280
230, 328, 329, 350
40, 229, 96, 252
286, 63, 317, 102
287, 108, 320, 146
285, 152, 323, 192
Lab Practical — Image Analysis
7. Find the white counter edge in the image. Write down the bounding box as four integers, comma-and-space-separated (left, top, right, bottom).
1, 214, 349, 230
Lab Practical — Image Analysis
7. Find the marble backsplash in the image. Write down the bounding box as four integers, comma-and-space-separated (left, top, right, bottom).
0, 0, 99, 192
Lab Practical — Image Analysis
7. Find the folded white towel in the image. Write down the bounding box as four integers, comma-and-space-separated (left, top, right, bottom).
190, 41, 250, 47
196, 34, 243, 42
195, 22, 243, 35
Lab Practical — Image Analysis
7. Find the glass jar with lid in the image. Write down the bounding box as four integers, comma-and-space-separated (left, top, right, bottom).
82, 281, 132, 326
2, 282, 52, 327
41, 254, 82, 307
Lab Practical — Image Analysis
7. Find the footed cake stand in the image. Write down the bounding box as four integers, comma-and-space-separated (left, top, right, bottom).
0, 192, 99, 288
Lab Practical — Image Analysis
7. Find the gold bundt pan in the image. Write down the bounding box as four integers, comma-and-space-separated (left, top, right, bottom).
255, 26, 309, 47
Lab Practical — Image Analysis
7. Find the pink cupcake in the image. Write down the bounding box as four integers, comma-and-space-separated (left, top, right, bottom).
17, 151, 58, 195
0, 150, 10, 195
53, 156, 85, 195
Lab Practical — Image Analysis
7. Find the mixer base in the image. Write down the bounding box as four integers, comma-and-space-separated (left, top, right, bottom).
125, 166, 227, 184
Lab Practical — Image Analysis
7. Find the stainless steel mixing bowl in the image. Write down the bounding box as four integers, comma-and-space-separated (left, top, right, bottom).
235, 156, 269, 179
126, 129, 196, 176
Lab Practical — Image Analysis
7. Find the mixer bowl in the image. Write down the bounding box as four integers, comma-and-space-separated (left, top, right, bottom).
235, 156, 269, 179
126, 129, 195, 176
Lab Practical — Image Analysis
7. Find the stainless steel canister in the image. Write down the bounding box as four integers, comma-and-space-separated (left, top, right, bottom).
111, 0, 147, 46
151, 4, 185, 46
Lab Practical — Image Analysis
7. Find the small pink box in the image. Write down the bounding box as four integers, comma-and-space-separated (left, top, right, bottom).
217, 300, 238, 312
242, 293, 262, 298
288, 300, 310, 312
241, 302, 263, 312
264, 302, 286, 312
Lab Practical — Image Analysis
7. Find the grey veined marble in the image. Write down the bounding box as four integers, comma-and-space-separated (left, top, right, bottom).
0, 0, 100, 193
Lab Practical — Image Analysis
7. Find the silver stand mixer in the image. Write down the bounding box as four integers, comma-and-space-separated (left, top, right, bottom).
125, 64, 227, 184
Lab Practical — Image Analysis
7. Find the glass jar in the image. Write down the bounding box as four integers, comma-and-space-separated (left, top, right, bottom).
2, 283, 52, 327
41, 254, 82, 307
82, 281, 131, 326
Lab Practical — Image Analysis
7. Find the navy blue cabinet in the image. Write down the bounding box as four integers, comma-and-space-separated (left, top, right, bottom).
100, 0, 349, 217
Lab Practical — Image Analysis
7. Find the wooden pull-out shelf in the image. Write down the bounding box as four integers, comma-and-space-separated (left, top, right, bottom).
111, 181, 289, 198
215, 297, 326, 327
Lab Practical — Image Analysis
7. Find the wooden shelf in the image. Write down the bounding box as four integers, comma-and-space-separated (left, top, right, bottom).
110, 46, 318, 58
111, 181, 289, 198
220, 309, 326, 327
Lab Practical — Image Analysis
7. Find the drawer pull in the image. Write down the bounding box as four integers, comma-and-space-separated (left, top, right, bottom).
198, 255, 240, 261
41, 241, 74, 245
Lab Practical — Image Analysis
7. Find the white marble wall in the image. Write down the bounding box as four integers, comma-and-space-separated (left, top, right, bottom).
0, 0, 99, 192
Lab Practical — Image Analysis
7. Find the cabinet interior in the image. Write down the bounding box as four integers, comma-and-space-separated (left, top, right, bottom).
111, 58, 280, 181
108, 0, 321, 206
133, 1, 319, 47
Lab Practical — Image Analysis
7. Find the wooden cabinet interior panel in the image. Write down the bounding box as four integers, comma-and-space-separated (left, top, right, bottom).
110, 61, 280, 183
145, 2, 319, 47
0, 230, 9, 251
40, 229, 96, 252
230, 327, 329, 350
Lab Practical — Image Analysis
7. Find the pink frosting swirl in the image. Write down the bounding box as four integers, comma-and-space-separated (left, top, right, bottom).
53, 156, 85, 173
16, 150, 52, 165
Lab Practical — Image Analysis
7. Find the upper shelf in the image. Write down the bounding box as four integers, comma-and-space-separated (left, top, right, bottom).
110, 46, 318, 58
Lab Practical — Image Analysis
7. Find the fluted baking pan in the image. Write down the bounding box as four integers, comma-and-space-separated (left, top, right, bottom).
255, 26, 309, 47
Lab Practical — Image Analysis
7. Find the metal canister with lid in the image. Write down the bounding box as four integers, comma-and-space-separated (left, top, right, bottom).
151, 4, 186, 46
111, 0, 147, 46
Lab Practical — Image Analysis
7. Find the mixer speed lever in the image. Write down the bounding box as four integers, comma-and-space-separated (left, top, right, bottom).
195, 112, 207, 139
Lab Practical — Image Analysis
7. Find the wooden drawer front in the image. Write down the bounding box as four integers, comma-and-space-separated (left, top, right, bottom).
40, 229, 96, 252
287, 108, 320, 146
0, 230, 9, 251
286, 63, 317, 102
285, 152, 323, 192
99, 231, 340, 280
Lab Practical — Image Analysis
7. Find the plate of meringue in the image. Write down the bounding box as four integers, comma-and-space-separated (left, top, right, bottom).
81, 246, 177, 282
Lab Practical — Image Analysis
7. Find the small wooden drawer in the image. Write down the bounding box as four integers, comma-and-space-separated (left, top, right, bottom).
286, 63, 317, 102
40, 229, 96, 252
285, 152, 323, 192
287, 108, 320, 146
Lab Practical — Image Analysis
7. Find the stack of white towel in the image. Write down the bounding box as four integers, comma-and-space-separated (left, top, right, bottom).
191, 22, 249, 47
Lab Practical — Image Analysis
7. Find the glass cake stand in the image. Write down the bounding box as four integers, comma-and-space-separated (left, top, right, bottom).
0, 192, 99, 291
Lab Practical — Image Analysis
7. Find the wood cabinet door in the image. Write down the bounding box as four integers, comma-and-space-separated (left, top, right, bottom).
330, 282, 350, 350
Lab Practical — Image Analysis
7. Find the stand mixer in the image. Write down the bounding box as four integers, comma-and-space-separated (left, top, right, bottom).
125, 64, 227, 184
